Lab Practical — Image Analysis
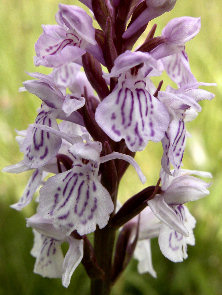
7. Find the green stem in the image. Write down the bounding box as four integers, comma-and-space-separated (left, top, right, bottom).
90, 227, 116, 295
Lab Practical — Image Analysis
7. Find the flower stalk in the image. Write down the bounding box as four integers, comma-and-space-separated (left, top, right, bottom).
3, 0, 215, 293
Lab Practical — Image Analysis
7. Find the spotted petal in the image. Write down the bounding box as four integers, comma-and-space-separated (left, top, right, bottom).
95, 84, 169, 152
158, 205, 195, 262
21, 109, 62, 168
161, 119, 186, 174
162, 51, 197, 87
39, 167, 114, 235
33, 234, 64, 278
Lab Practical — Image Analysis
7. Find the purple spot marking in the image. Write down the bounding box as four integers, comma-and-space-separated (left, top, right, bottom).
111, 112, 116, 120
112, 125, 121, 136
93, 182, 97, 192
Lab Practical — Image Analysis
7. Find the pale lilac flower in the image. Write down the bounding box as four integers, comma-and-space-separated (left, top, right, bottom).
52, 63, 94, 97
27, 214, 83, 288
38, 139, 146, 236
3, 120, 86, 210
158, 52, 215, 173
95, 51, 170, 152
34, 4, 101, 67
123, 0, 177, 39
157, 89, 200, 174
23, 72, 85, 117
151, 17, 201, 60
147, 169, 212, 261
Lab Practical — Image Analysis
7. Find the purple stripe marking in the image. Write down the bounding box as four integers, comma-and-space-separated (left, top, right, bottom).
40, 147, 48, 160
58, 211, 70, 220
121, 88, 127, 125
74, 180, 85, 214
126, 89, 134, 128
59, 175, 78, 209
62, 173, 77, 196
169, 232, 179, 251
78, 185, 90, 217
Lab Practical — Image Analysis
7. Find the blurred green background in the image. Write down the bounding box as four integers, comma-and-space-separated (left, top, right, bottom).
1, 0, 222, 294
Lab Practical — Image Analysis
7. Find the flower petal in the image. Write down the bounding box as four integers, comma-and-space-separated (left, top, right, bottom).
161, 119, 186, 173
22, 110, 62, 168
62, 95, 85, 116
33, 235, 64, 278
39, 169, 114, 235
57, 4, 96, 45
134, 240, 157, 277
95, 85, 169, 152
158, 223, 188, 262
163, 174, 211, 204
148, 196, 188, 236
62, 238, 83, 287
10, 169, 43, 211
158, 205, 196, 262
162, 50, 197, 87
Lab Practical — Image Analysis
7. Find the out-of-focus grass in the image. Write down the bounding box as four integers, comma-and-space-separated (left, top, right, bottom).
0, 0, 222, 294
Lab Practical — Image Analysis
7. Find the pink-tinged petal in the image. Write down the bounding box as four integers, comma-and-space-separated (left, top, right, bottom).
57, 4, 96, 45
33, 235, 64, 278
53, 63, 81, 89
10, 169, 43, 211
123, 0, 176, 39
162, 51, 197, 87
62, 238, 83, 288
35, 24, 85, 67
162, 17, 201, 45
62, 95, 85, 116
21, 110, 62, 168
39, 168, 114, 235
36, 46, 85, 68
95, 84, 169, 152
107, 51, 160, 78
23, 80, 64, 109
134, 240, 157, 277
148, 196, 188, 236
163, 175, 211, 204
161, 119, 186, 173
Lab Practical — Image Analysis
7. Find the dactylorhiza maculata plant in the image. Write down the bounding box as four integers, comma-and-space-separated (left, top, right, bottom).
3, 1, 216, 294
